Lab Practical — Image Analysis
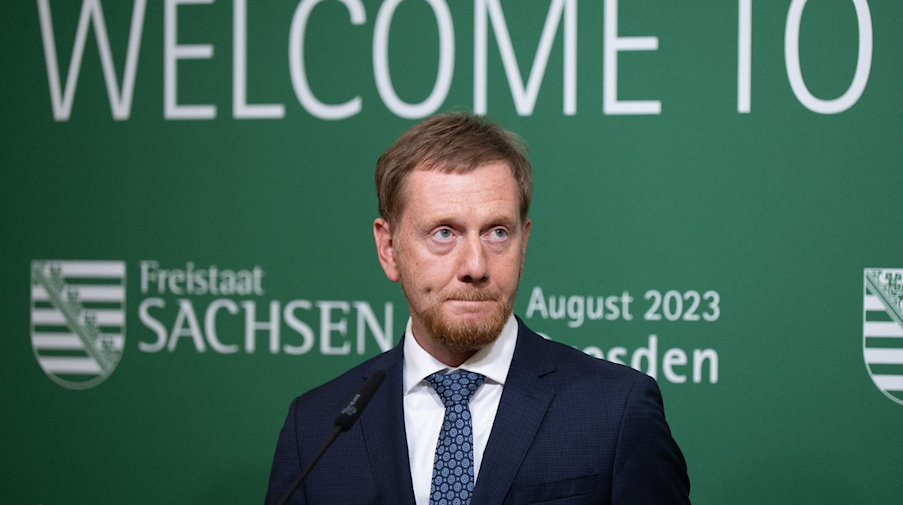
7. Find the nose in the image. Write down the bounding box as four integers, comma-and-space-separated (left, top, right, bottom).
458, 233, 489, 284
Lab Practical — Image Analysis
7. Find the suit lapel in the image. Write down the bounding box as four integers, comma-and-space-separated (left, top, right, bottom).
359, 346, 417, 505
471, 322, 557, 505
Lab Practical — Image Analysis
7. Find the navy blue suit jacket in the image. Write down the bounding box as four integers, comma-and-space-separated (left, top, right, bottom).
266, 318, 690, 505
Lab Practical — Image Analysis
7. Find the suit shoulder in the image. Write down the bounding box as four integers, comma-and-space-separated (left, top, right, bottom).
520, 324, 653, 390
290, 346, 399, 413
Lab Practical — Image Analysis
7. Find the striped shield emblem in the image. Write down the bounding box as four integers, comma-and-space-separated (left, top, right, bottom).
863, 268, 903, 406
30, 260, 126, 390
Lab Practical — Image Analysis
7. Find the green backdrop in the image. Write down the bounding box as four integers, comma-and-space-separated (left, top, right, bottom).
3, 0, 902, 503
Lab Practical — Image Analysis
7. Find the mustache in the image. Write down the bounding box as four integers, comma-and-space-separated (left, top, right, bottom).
443, 290, 499, 302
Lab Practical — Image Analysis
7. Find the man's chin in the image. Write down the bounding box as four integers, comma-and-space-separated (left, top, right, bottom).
422, 304, 512, 352
435, 326, 499, 353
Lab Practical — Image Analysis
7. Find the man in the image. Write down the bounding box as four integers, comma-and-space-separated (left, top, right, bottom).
266, 113, 691, 505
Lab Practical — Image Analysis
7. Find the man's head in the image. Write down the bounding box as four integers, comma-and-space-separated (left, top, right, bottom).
375, 112, 533, 227
373, 113, 533, 366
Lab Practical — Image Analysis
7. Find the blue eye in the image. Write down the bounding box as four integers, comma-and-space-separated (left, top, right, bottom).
486, 228, 509, 242
433, 229, 454, 242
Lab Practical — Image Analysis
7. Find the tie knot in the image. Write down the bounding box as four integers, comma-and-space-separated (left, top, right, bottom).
426, 371, 485, 407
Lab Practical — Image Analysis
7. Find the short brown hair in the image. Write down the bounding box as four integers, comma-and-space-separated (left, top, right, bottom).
375, 112, 532, 225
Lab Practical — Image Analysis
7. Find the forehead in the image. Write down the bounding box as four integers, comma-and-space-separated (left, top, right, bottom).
399, 162, 521, 224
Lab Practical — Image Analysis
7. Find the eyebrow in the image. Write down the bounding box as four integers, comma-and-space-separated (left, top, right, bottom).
418, 212, 520, 231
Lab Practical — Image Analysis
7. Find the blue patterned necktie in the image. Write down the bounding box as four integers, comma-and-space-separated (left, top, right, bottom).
425, 371, 486, 505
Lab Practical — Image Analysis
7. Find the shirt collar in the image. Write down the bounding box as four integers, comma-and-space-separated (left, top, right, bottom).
402, 314, 518, 394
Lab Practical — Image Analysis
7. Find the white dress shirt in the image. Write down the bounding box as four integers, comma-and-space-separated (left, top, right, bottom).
402, 315, 518, 505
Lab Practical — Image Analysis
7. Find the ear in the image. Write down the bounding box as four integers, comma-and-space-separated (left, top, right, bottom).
373, 218, 400, 282
521, 218, 532, 257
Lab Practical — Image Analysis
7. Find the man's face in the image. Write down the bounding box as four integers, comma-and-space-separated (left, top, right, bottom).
374, 162, 530, 362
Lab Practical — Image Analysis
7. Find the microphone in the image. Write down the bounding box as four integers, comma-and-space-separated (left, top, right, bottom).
334, 370, 386, 431
277, 370, 386, 505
